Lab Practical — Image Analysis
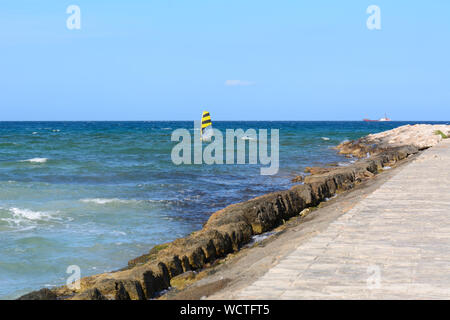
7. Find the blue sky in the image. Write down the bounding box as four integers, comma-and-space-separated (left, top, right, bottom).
0, 1, 449, 121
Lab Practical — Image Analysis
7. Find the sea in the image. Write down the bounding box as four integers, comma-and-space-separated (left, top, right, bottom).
0, 121, 447, 299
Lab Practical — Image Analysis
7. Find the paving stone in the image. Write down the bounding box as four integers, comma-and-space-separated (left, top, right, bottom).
233, 139, 450, 299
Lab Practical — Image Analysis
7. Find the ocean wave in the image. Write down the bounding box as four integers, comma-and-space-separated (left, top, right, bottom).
0, 142, 19, 147
80, 198, 176, 207
111, 230, 127, 236
0, 207, 60, 229
10, 207, 54, 221
321, 137, 330, 141
20, 158, 48, 163
80, 198, 138, 205
337, 162, 351, 167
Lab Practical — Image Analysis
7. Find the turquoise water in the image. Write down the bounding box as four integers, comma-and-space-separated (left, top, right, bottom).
0, 121, 446, 299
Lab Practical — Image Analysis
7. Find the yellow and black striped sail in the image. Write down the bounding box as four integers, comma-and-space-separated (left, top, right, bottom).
201, 111, 212, 140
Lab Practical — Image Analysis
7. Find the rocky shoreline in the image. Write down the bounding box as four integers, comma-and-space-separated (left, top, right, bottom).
19, 124, 450, 300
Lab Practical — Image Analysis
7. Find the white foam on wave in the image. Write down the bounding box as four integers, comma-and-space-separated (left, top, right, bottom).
321, 137, 330, 141
81, 198, 171, 206
1, 207, 60, 229
9, 225, 37, 232
246, 231, 276, 247
80, 198, 138, 205
20, 158, 48, 163
337, 162, 351, 167
112, 230, 127, 236
10, 207, 53, 221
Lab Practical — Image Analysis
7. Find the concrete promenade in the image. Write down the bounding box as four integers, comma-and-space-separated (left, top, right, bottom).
230, 139, 450, 299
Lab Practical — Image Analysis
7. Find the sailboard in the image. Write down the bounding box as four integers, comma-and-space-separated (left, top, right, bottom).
201, 111, 213, 141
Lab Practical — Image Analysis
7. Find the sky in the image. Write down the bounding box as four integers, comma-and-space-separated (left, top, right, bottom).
0, 1, 449, 121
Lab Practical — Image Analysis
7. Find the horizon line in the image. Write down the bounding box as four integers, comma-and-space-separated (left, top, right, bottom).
0, 120, 448, 122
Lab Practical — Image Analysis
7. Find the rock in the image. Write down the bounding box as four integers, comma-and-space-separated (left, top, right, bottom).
119, 280, 146, 300
70, 288, 106, 300
337, 124, 450, 157
304, 167, 332, 175
291, 175, 304, 183
128, 253, 152, 267
141, 267, 170, 298
114, 282, 131, 300
17, 288, 57, 300
128, 242, 171, 267
205, 185, 315, 234
170, 271, 197, 289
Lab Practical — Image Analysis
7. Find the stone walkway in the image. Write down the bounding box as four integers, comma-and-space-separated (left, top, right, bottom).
233, 139, 450, 299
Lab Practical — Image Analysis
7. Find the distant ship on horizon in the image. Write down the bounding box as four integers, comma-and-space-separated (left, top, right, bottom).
363, 113, 391, 122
